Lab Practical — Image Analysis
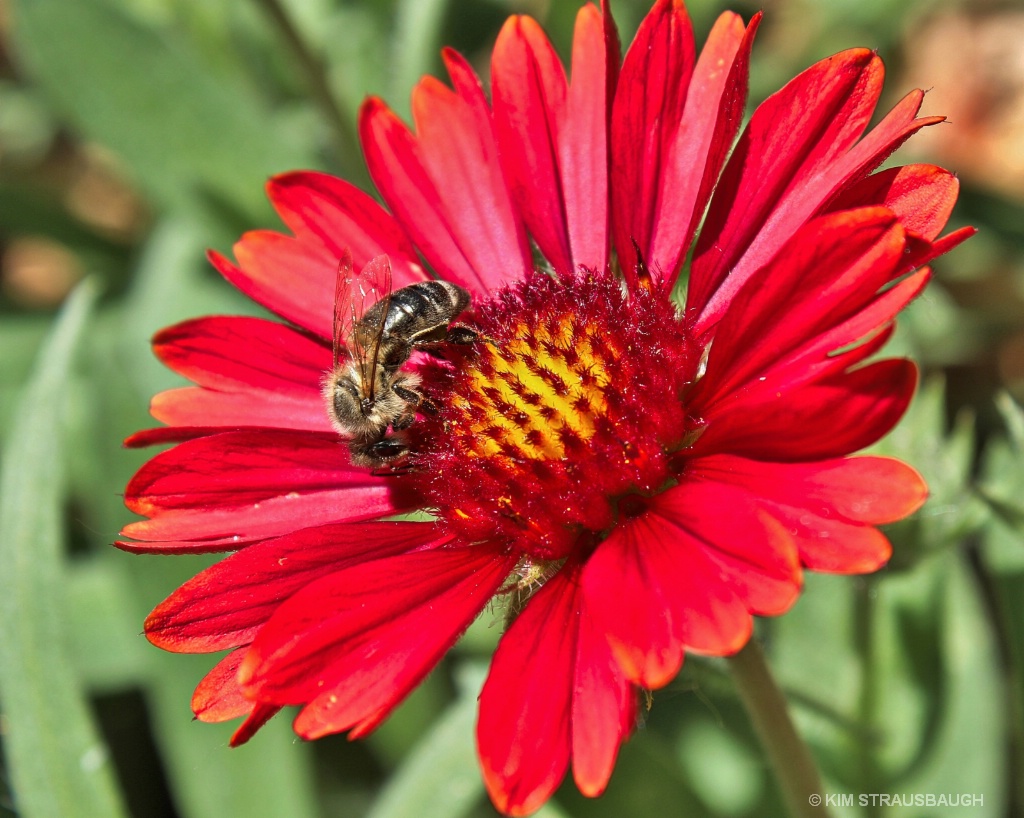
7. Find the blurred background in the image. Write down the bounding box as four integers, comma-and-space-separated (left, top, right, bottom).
1, 0, 1023, 816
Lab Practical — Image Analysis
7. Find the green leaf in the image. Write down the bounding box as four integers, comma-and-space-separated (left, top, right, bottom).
871, 378, 989, 565
12, 0, 314, 216
533, 802, 574, 818
65, 559, 152, 690
978, 394, 1024, 707
894, 282, 984, 368
322, 5, 391, 119
864, 564, 948, 782
976, 486, 1024, 541
995, 391, 1024, 449
978, 569, 1024, 810
883, 553, 1005, 815
0, 316, 50, 432
677, 717, 765, 815
0, 280, 129, 818
0, 79, 57, 161
392, 0, 453, 102
367, 662, 487, 818
977, 393, 1024, 547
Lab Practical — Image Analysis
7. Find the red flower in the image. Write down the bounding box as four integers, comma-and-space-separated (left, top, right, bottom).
120, 1, 972, 814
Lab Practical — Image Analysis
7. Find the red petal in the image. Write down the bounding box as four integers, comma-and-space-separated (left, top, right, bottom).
266, 171, 427, 287
239, 544, 516, 739
419, 51, 531, 290
826, 164, 958, 240
210, 233, 337, 341
687, 49, 882, 318
153, 316, 330, 392
571, 574, 636, 798
491, 4, 620, 276
492, 15, 571, 273
904, 226, 975, 271
478, 557, 635, 813
712, 268, 927, 418
151, 386, 331, 433
230, 704, 280, 747
697, 455, 928, 524
478, 556, 636, 815
653, 481, 802, 617
610, 0, 695, 282
360, 99, 478, 289
770, 513, 894, 573
361, 54, 531, 294
121, 430, 412, 552
560, 2, 619, 272
584, 479, 802, 685
478, 566, 576, 816
649, 11, 759, 288
694, 208, 906, 406
581, 513, 682, 688
191, 649, 284, 745
193, 648, 252, 722
146, 521, 447, 652
694, 358, 918, 461
688, 58, 943, 333
691, 455, 926, 572
149, 315, 332, 431
123, 425, 227, 448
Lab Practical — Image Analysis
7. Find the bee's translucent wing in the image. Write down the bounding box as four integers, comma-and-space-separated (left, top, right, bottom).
333, 249, 355, 370
335, 252, 393, 401
355, 255, 393, 402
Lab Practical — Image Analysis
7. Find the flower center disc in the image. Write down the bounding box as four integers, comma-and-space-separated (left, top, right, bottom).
411, 270, 700, 560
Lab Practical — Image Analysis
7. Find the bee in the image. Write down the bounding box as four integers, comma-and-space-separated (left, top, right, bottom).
325, 251, 475, 468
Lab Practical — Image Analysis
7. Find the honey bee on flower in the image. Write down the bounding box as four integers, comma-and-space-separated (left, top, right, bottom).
323, 249, 475, 467
120, 0, 972, 814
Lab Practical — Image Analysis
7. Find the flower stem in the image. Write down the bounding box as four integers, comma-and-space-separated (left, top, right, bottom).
250, 0, 356, 165
727, 637, 830, 818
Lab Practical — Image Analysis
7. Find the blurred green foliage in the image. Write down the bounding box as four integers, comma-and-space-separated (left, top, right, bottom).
2, 0, 1023, 816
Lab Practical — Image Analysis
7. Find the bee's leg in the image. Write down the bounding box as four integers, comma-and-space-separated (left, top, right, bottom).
388, 383, 427, 428
452, 324, 502, 350
392, 383, 422, 406
392, 411, 416, 430
416, 325, 480, 360
371, 461, 414, 477
445, 325, 479, 345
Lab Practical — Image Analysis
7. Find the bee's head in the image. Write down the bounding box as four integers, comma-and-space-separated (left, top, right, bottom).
325, 368, 379, 436
325, 363, 414, 438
